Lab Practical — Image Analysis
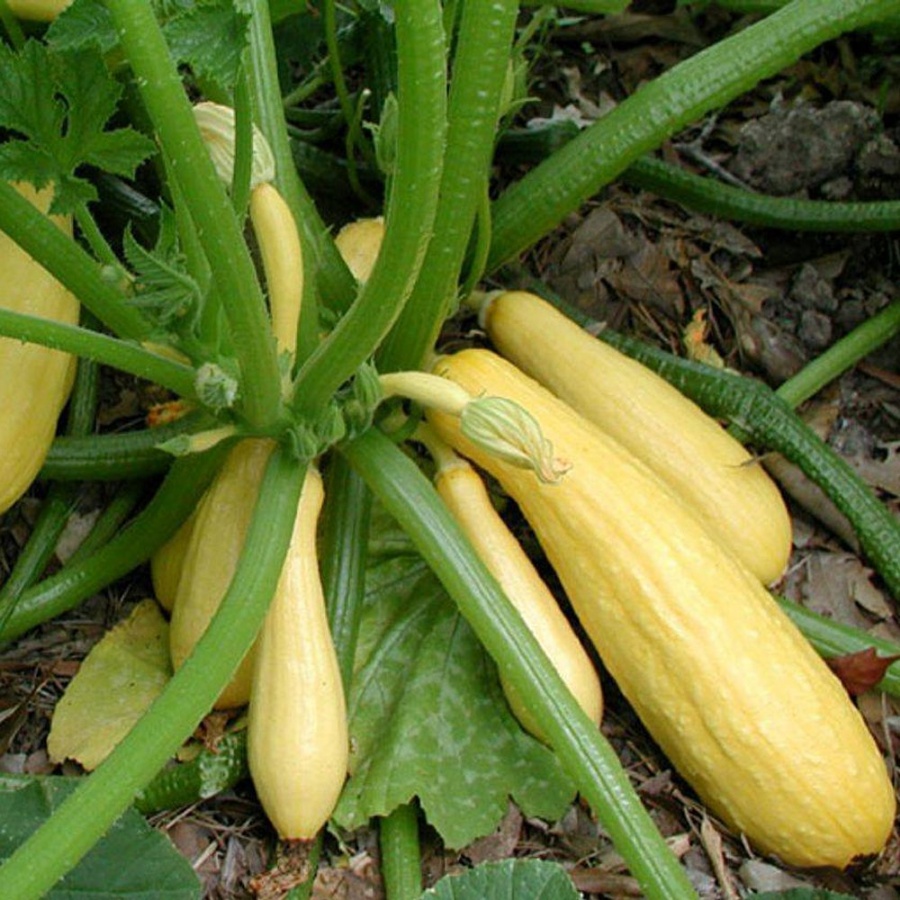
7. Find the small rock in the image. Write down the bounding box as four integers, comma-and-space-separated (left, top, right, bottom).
798, 309, 833, 350
790, 262, 838, 312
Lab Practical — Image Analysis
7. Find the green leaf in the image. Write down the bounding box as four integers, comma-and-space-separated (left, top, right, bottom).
0, 775, 201, 898
163, 1, 249, 90
333, 509, 575, 849
422, 858, 580, 900
0, 41, 156, 213
46, 0, 119, 54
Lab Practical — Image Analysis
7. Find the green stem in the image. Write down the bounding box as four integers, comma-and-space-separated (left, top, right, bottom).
230, 64, 255, 223
0, 448, 227, 643
65, 481, 147, 566
376, 0, 519, 372
776, 595, 900, 697
341, 429, 697, 900
0, 181, 150, 340
41, 411, 214, 482
487, 0, 900, 270
320, 455, 372, 691
104, 0, 282, 429
775, 301, 900, 408
0, 309, 198, 400
379, 803, 422, 900
0, 449, 304, 900
625, 155, 900, 232
290, 0, 447, 417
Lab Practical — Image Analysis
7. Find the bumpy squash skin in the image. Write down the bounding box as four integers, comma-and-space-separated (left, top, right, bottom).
434, 460, 603, 741
333, 217, 384, 283
483, 290, 792, 585
4, 0, 70, 20
167, 439, 274, 709
427, 348, 895, 869
0, 183, 79, 515
247, 467, 349, 840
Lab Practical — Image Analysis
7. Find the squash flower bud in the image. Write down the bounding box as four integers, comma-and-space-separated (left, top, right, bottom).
192, 101, 275, 188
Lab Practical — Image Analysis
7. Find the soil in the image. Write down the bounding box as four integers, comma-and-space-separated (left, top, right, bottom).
2, 4, 900, 899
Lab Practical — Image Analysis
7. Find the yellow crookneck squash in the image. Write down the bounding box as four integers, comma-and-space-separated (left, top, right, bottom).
426, 347, 895, 870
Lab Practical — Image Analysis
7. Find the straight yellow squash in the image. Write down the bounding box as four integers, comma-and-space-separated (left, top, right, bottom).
247, 466, 349, 840
426, 348, 895, 869
0, 182, 79, 515
480, 290, 792, 585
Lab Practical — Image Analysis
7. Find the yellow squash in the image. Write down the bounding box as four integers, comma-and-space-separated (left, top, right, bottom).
480, 290, 792, 585
0, 182, 79, 515
166, 439, 274, 708
247, 466, 348, 840
431, 448, 603, 741
427, 348, 894, 869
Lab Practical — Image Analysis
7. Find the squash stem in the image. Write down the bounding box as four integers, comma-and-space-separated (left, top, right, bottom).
379, 803, 423, 900
487, 0, 900, 271
0, 309, 199, 400
341, 428, 699, 900
0, 448, 228, 643
0, 180, 150, 340
624, 155, 900, 233
103, 0, 283, 430
0, 449, 306, 900
375, 0, 519, 372
289, 0, 447, 418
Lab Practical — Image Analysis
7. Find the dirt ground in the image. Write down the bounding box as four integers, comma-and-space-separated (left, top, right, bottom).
2, 4, 900, 898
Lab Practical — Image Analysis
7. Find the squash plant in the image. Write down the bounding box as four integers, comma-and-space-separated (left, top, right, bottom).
0, 0, 899, 898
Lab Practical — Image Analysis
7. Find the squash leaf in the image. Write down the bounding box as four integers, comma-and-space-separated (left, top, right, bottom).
333, 510, 575, 850
422, 858, 580, 899
47, 599, 172, 771
0, 774, 200, 898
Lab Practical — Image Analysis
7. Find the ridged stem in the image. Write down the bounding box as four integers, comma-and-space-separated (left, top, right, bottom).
0, 309, 198, 400
290, 0, 447, 417
487, 0, 900, 270
341, 428, 698, 900
379, 803, 423, 900
0, 449, 304, 900
103, 0, 282, 429
0, 180, 150, 340
375, 0, 519, 371
625, 155, 900, 232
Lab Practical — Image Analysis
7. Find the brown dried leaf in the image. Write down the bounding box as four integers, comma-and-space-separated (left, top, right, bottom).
826, 647, 900, 696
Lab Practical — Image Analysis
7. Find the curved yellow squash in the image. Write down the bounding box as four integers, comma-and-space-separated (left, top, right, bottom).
0, 182, 79, 515
427, 348, 894, 869
482, 290, 792, 585
248, 466, 348, 840
166, 439, 274, 708
434, 458, 603, 741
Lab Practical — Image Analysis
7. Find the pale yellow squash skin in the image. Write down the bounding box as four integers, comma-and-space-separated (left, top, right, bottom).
0, 182, 79, 515
167, 439, 275, 709
434, 459, 603, 741
247, 467, 349, 840
482, 290, 792, 585
427, 348, 895, 870
334, 217, 384, 283
150, 509, 196, 614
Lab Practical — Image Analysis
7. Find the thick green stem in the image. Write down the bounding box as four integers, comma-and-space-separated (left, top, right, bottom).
320, 455, 372, 691
625, 155, 900, 232
379, 803, 423, 900
376, 0, 519, 372
290, 0, 447, 417
103, 0, 282, 429
341, 429, 697, 900
0, 181, 150, 340
487, 0, 900, 270
0, 450, 304, 900
0, 309, 198, 400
